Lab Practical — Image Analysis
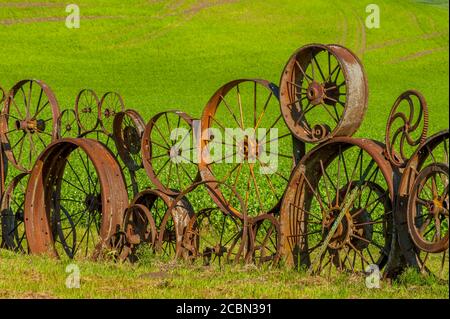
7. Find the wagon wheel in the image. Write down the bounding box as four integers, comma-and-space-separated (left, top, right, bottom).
99, 92, 125, 135
280, 137, 395, 275
247, 214, 281, 267
58, 109, 80, 138
24, 138, 129, 259
407, 163, 448, 280
169, 180, 249, 265
156, 191, 195, 259
279, 44, 368, 143
385, 90, 428, 168
200, 79, 302, 218
81, 130, 146, 198
74, 89, 101, 133
0, 79, 60, 172
113, 109, 145, 172
142, 110, 200, 196
0, 172, 29, 253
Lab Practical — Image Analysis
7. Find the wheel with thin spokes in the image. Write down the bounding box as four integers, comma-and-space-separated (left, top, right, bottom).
280, 137, 395, 276
99, 92, 125, 135
142, 110, 200, 196
407, 163, 448, 281
1, 172, 29, 253
75, 89, 101, 133
279, 44, 368, 143
200, 79, 302, 218
58, 109, 80, 138
0, 79, 60, 172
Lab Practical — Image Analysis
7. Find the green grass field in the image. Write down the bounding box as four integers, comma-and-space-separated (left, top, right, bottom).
0, 0, 449, 299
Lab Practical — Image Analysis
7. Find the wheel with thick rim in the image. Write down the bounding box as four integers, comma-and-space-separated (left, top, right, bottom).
279, 44, 368, 143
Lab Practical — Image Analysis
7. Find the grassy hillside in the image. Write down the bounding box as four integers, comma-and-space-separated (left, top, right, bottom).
0, 0, 448, 141
0, 0, 448, 299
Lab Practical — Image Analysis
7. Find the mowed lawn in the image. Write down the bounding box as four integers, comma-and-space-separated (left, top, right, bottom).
0, 0, 449, 299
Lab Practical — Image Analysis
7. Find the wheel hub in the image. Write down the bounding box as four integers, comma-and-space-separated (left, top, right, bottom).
323, 208, 352, 250
307, 82, 325, 105
15, 119, 46, 133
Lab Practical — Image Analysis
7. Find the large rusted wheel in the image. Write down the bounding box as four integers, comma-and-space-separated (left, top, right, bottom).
246, 214, 281, 267
385, 90, 428, 168
113, 109, 145, 172
74, 89, 101, 133
200, 79, 302, 218
279, 44, 368, 143
397, 130, 449, 280
142, 110, 200, 196
58, 109, 80, 138
82, 130, 147, 198
0, 79, 60, 172
280, 137, 396, 275
1, 172, 29, 253
24, 138, 129, 259
174, 181, 249, 265
99, 92, 125, 135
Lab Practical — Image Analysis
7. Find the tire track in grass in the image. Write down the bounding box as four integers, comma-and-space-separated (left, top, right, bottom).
386, 47, 447, 64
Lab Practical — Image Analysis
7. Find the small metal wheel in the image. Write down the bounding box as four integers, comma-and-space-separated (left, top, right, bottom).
0, 79, 60, 172
407, 163, 448, 280
174, 181, 249, 265
113, 109, 146, 172
82, 130, 147, 198
246, 214, 281, 267
24, 138, 129, 259
99, 92, 125, 134
58, 109, 80, 138
200, 79, 302, 218
385, 90, 428, 168
142, 110, 200, 196
280, 137, 395, 275
0, 172, 29, 253
155, 192, 195, 259
279, 44, 368, 143
75, 89, 101, 133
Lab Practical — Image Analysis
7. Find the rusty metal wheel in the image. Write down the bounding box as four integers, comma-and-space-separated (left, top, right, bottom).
24, 138, 128, 259
177, 181, 249, 265
75, 89, 101, 133
156, 191, 195, 259
200, 79, 302, 218
113, 109, 145, 172
385, 90, 428, 168
1, 172, 29, 253
396, 130, 449, 278
247, 214, 281, 267
57, 109, 80, 138
0, 79, 60, 172
99, 92, 125, 135
408, 163, 448, 253
280, 137, 395, 275
81, 130, 147, 198
142, 110, 200, 196
279, 44, 368, 143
